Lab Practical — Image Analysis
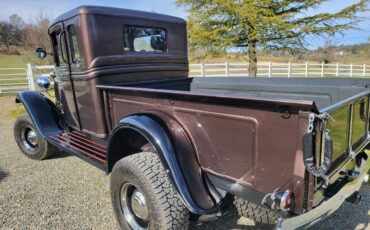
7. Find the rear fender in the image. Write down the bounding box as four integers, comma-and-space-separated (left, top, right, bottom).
16, 91, 62, 138
107, 114, 216, 214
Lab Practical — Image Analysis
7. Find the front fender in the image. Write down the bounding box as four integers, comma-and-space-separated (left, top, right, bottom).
16, 91, 62, 138
107, 115, 215, 214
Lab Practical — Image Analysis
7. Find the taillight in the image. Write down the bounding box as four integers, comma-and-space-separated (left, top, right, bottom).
272, 190, 293, 211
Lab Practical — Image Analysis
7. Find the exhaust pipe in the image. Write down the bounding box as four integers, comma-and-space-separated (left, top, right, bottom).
346, 191, 362, 205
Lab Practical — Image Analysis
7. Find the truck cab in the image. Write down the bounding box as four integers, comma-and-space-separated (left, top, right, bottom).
47, 6, 188, 138
14, 6, 370, 230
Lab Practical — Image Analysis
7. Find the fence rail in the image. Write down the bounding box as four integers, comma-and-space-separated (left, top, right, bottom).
0, 67, 29, 94
0, 64, 54, 95
189, 62, 370, 77
1, 62, 370, 94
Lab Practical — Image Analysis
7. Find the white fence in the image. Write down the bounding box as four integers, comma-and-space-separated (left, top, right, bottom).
190, 62, 370, 77
0, 63, 54, 94
1, 62, 370, 94
0, 67, 29, 94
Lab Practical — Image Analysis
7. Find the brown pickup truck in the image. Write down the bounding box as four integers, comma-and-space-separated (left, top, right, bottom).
14, 6, 369, 229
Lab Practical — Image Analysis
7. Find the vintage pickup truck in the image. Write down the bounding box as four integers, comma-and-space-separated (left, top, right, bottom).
13, 6, 369, 230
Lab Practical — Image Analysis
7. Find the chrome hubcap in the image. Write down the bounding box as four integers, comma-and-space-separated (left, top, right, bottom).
21, 127, 39, 153
131, 190, 149, 220
27, 130, 38, 146
120, 183, 150, 229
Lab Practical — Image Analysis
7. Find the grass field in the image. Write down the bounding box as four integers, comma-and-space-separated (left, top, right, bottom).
0, 54, 28, 68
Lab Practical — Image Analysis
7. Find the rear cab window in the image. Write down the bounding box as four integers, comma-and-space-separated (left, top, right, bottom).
123, 26, 167, 53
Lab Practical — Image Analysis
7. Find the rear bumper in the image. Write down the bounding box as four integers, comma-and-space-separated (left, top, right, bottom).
277, 154, 369, 230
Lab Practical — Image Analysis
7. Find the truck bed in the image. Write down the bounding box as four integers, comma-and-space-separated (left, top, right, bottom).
97, 77, 370, 214
114, 77, 370, 110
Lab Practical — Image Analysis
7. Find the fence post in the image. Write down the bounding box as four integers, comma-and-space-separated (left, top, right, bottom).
363, 64, 366, 77
321, 62, 324, 77
268, 61, 272, 78
350, 63, 353, 77
200, 62, 204, 77
305, 62, 308, 77
225, 61, 229, 77
336, 63, 339, 77
288, 62, 291, 78
27, 63, 35, 91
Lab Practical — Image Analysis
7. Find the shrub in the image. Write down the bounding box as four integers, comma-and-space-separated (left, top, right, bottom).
0, 47, 21, 55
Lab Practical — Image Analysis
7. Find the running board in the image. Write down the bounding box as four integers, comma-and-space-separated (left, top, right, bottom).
47, 131, 107, 170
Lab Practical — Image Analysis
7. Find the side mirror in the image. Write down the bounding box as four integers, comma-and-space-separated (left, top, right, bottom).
35, 48, 47, 59
36, 77, 51, 91
50, 71, 56, 79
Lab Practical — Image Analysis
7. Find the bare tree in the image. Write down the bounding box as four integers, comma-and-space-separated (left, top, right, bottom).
314, 40, 338, 63
22, 10, 51, 49
9, 14, 25, 30
0, 14, 24, 48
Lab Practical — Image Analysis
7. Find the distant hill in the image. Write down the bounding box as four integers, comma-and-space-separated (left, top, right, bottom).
325, 43, 370, 55
189, 43, 370, 64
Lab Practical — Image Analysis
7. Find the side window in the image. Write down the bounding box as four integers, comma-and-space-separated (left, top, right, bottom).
123, 26, 167, 53
51, 29, 67, 66
67, 25, 80, 63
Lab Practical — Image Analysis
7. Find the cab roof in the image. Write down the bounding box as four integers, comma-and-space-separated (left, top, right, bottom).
51, 5, 186, 26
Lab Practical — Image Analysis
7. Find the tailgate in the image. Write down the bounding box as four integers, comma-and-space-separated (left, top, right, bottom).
318, 90, 370, 178
301, 89, 370, 219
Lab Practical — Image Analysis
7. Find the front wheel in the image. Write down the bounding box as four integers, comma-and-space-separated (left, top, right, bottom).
110, 152, 189, 229
13, 115, 56, 160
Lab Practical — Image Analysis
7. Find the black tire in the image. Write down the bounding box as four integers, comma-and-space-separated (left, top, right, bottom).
110, 152, 189, 230
14, 115, 56, 160
234, 196, 278, 225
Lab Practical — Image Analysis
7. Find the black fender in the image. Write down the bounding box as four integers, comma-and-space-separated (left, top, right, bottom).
107, 114, 216, 214
16, 91, 62, 138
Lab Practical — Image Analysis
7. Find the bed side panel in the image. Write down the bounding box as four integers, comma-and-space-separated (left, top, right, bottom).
107, 90, 309, 209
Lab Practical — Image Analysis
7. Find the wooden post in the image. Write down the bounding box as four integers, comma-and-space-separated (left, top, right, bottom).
350, 63, 353, 77
321, 62, 324, 77
305, 62, 308, 77
268, 61, 272, 78
336, 63, 339, 77
225, 61, 229, 77
27, 63, 35, 90
200, 62, 204, 77
288, 62, 291, 78
363, 64, 366, 77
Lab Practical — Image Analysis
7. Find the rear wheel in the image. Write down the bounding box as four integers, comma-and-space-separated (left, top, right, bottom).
110, 152, 189, 229
234, 196, 278, 225
14, 115, 56, 160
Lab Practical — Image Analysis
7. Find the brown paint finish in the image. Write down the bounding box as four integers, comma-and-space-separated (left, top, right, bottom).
106, 88, 312, 213
50, 6, 188, 137
147, 111, 215, 209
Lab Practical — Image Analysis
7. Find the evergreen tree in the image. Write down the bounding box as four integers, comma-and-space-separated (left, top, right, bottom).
176, 0, 368, 76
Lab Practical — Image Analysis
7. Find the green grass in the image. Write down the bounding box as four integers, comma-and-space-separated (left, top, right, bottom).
0, 55, 28, 68
8, 104, 26, 119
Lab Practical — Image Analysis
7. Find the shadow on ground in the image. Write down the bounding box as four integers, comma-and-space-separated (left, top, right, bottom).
46, 151, 71, 160
0, 167, 9, 182
191, 209, 274, 230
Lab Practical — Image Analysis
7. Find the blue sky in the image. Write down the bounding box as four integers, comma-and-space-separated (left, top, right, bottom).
0, 0, 369, 49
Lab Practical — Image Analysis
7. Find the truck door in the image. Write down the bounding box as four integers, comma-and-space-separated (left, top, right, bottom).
49, 23, 80, 130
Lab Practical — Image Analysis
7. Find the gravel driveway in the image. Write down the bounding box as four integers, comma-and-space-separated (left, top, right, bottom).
0, 96, 369, 230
